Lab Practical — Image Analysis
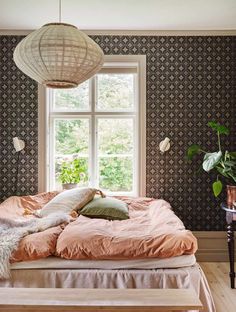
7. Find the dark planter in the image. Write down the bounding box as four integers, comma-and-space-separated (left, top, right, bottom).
227, 185, 236, 209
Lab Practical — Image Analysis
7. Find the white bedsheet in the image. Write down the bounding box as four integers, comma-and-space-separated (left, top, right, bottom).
11, 254, 196, 270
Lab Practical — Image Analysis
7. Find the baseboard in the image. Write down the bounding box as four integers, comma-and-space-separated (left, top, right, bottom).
193, 231, 235, 262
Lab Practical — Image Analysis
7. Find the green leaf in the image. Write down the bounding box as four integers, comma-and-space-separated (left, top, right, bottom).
228, 172, 236, 183
202, 151, 222, 172
207, 121, 218, 130
212, 180, 223, 197
228, 152, 236, 159
187, 144, 201, 160
224, 161, 236, 167
207, 121, 229, 135
216, 166, 230, 178
223, 167, 232, 173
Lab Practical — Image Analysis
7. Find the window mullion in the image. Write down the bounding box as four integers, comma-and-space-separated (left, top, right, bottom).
90, 76, 97, 187
49, 116, 55, 190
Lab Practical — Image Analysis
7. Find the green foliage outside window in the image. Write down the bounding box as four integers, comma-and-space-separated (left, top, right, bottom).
97, 74, 134, 110
58, 158, 88, 184
55, 81, 89, 110
99, 157, 133, 192
55, 119, 89, 155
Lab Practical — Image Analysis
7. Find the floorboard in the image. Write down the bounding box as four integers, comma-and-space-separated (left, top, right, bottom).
200, 262, 236, 312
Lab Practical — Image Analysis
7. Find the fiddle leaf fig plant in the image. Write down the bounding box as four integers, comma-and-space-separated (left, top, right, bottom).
187, 121, 236, 197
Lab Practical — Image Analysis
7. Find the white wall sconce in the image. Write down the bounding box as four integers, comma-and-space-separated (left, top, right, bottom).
159, 137, 171, 154
13, 137, 25, 195
13, 137, 25, 152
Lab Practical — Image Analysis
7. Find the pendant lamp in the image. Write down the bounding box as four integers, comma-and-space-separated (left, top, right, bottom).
13, 1, 104, 89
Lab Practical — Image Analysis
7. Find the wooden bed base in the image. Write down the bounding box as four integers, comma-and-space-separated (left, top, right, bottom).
0, 288, 202, 312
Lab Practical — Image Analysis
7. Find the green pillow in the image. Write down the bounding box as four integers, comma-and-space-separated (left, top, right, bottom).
80, 197, 129, 220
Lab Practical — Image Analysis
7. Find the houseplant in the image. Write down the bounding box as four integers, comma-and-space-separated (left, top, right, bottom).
187, 121, 236, 207
59, 158, 86, 190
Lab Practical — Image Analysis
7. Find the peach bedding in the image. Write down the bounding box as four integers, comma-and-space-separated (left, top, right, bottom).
0, 193, 197, 262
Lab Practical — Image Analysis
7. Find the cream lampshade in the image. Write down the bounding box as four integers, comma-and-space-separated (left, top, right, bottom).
13, 23, 104, 89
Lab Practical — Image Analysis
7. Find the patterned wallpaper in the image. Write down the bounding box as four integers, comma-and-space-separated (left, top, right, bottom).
0, 35, 235, 230
0, 36, 38, 200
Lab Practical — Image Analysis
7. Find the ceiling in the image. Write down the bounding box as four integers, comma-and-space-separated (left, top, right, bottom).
0, 0, 236, 31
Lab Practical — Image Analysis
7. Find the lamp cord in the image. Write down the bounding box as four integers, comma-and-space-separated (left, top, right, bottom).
59, 0, 62, 23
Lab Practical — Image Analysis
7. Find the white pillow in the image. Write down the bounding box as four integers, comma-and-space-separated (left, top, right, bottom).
37, 188, 100, 217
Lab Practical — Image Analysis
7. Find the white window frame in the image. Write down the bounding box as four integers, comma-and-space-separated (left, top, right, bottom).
38, 55, 146, 196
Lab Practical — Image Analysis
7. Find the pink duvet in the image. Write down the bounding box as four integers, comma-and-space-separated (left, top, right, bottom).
56, 196, 197, 259
0, 193, 197, 262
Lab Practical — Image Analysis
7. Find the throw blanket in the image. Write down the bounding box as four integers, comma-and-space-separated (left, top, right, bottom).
0, 213, 69, 279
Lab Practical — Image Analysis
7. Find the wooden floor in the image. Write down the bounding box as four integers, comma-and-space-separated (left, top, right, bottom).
200, 262, 236, 312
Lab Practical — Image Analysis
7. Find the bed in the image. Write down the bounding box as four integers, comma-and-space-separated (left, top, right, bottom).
0, 191, 215, 312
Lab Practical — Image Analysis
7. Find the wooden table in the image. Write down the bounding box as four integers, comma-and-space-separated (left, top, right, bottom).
221, 203, 236, 289
0, 288, 203, 312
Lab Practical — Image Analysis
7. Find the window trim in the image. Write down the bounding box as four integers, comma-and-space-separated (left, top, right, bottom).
38, 55, 146, 196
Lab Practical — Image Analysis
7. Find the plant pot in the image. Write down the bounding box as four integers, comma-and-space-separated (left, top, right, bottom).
227, 185, 236, 209
62, 183, 78, 190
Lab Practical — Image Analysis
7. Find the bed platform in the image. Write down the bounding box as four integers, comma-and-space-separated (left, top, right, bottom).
0, 288, 203, 312
0, 260, 215, 312
0, 193, 215, 312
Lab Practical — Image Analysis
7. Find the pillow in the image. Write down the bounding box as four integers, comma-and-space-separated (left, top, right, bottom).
37, 187, 99, 217
80, 197, 129, 220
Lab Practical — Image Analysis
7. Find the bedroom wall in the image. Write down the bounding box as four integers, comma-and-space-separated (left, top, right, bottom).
0, 36, 38, 200
0, 34, 235, 230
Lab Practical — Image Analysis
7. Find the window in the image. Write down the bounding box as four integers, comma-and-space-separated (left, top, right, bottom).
41, 56, 146, 196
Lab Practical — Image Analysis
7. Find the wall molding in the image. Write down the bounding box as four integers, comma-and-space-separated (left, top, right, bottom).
85, 30, 236, 36
1, 29, 236, 36
193, 231, 235, 262
38, 84, 48, 193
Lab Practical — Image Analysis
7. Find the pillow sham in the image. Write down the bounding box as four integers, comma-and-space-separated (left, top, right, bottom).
80, 197, 129, 220
37, 187, 99, 217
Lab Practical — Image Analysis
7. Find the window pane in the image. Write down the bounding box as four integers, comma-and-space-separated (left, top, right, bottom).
97, 118, 134, 192
98, 118, 134, 154
54, 119, 89, 189
97, 74, 135, 110
99, 157, 133, 192
55, 119, 89, 154
54, 80, 89, 110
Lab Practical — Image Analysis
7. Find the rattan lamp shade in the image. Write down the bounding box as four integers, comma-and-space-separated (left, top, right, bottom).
13, 23, 104, 88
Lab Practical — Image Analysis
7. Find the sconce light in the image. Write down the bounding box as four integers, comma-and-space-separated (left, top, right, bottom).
13, 137, 25, 152
159, 137, 170, 154
13, 137, 25, 195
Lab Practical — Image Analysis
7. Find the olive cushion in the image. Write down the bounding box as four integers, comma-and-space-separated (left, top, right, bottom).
80, 197, 129, 220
